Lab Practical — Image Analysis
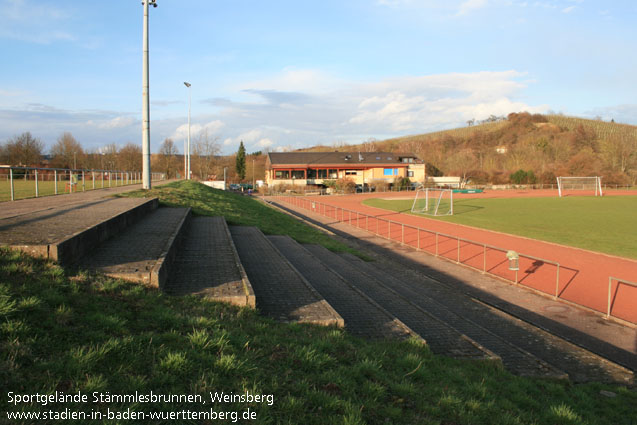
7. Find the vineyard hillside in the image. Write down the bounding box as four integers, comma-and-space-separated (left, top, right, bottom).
313, 113, 637, 186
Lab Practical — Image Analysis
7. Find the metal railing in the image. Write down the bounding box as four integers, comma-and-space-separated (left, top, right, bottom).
273, 194, 563, 299
0, 166, 166, 201
607, 277, 637, 320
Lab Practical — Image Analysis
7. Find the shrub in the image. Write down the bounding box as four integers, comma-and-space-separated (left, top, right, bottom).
393, 176, 411, 191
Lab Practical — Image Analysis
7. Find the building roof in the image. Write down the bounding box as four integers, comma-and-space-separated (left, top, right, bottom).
267, 151, 421, 167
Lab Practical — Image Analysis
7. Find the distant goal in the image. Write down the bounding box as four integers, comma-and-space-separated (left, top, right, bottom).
556, 176, 603, 197
411, 188, 454, 216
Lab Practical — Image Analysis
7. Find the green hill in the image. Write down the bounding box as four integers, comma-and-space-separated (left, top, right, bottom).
351, 113, 637, 186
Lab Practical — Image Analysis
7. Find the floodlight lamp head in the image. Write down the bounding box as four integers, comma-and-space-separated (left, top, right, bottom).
184, 82, 191, 87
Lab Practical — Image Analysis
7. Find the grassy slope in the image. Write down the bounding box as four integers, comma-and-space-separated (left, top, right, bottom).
2, 181, 636, 424
119, 180, 363, 258
363, 196, 637, 259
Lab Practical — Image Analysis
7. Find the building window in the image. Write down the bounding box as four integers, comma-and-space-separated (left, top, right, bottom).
307, 169, 317, 179
328, 169, 338, 178
408, 170, 414, 177
402, 157, 414, 163
318, 169, 328, 179
275, 170, 290, 179
345, 170, 358, 176
291, 170, 305, 179
383, 168, 398, 176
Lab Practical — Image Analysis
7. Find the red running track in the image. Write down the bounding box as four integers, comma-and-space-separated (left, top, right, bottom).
277, 191, 637, 324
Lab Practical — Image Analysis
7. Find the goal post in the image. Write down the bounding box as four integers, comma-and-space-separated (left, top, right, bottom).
411, 188, 454, 216
556, 176, 603, 197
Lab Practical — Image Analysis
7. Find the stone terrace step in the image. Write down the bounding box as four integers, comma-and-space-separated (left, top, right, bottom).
164, 217, 255, 308
268, 235, 418, 341
78, 207, 190, 288
0, 197, 158, 265
339, 252, 634, 384
229, 226, 343, 327
294, 242, 496, 360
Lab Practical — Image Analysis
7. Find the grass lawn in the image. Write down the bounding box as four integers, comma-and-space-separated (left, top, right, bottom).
363, 196, 637, 259
0, 178, 142, 202
2, 181, 636, 424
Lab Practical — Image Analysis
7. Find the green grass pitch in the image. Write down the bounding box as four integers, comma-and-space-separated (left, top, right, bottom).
363, 196, 637, 259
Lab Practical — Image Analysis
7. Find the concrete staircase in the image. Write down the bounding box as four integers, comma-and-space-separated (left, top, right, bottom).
3, 198, 634, 383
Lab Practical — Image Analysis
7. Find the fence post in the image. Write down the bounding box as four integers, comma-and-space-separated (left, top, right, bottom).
435, 233, 438, 256
402, 224, 404, 245
35, 169, 39, 197
417, 229, 420, 250
82, 171, 85, 191
457, 238, 460, 263
9, 168, 14, 201
607, 277, 612, 318
483, 245, 486, 273
54, 170, 58, 195
555, 264, 560, 299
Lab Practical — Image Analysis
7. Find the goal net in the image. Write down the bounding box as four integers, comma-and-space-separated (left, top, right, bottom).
556, 176, 603, 197
411, 188, 454, 216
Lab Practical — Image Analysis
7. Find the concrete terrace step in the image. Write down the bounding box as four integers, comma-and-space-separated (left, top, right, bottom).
78, 207, 190, 288
339, 252, 634, 384
293, 242, 497, 360
267, 235, 418, 341
0, 197, 158, 265
229, 226, 343, 327
164, 217, 255, 308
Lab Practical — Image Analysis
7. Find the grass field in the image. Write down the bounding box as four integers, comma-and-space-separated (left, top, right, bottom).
363, 196, 637, 259
0, 178, 142, 201
2, 181, 635, 424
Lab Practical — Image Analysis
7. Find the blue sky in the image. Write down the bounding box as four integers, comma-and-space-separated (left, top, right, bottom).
0, 0, 635, 155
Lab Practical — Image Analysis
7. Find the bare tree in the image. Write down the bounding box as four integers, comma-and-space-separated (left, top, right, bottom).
158, 138, 180, 178
192, 129, 220, 180
117, 143, 142, 171
51, 132, 84, 169
2, 132, 44, 166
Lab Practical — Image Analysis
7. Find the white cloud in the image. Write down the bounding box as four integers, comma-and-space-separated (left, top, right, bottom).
256, 138, 273, 148
562, 6, 575, 13
456, 0, 488, 15
171, 119, 224, 141
91, 116, 137, 130
0, 0, 75, 44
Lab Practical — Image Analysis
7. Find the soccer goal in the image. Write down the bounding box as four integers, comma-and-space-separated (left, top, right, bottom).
411, 188, 454, 216
556, 176, 603, 197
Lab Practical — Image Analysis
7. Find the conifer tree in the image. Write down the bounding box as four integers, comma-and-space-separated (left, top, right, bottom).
235, 140, 246, 180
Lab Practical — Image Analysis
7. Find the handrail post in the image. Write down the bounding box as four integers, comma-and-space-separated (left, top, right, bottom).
482, 244, 486, 273
54, 170, 58, 195
9, 168, 14, 200
35, 169, 39, 197
82, 171, 85, 191
402, 224, 404, 245
607, 277, 612, 318
457, 238, 460, 263
435, 233, 438, 256
555, 264, 560, 299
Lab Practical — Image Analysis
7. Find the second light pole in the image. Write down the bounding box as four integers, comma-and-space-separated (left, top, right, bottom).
184, 81, 191, 180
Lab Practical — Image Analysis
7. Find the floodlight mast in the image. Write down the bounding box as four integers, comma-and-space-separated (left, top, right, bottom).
141, 0, 157, 190
184, 82, 191, 180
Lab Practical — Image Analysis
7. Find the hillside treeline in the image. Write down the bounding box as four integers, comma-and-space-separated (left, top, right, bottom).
365, 113, 637, 185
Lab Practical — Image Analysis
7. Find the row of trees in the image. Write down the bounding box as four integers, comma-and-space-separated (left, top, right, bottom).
0, 130, 258, 182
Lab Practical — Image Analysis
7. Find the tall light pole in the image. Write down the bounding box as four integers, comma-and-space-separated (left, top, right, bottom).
184, 82, 191, 180
141, 0, 157, 190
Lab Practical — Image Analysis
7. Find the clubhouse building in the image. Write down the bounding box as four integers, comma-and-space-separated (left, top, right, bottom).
265, 151, 425, 188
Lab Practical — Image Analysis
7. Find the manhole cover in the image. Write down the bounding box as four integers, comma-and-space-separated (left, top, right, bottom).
543, 305, 569, 313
